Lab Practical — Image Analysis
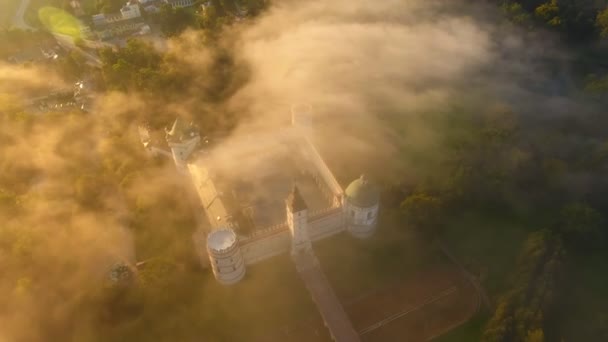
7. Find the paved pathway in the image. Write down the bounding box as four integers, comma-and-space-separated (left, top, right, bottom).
294, 250, 361, 342
13, 0, 35, 30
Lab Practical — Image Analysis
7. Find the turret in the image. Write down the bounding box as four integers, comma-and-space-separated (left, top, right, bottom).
286, 185, 312, 254
165, 118, 200, 173
344, 175, 379, 239
207, 228, 246, 285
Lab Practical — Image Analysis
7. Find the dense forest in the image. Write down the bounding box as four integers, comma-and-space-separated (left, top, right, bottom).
2, 0, 608, 341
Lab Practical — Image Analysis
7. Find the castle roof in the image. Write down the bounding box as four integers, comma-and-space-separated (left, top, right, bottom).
345, 174, 379, 208
166, 117, 198, 143
207, 228, 237, 252
286, 185, 307, 212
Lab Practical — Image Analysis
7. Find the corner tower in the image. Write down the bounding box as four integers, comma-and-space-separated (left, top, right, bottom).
165, 118, 200, 172
286, 185, 312, 254
344, 175, 380, 239
207, 228, 246, 285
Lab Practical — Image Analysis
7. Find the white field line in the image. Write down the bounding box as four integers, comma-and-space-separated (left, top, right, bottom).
359, 286, 458, 335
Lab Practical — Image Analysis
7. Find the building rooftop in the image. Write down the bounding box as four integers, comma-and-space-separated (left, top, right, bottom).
93, 16, 144, 30
166, 117, 199, 143
345, 174, 379, 208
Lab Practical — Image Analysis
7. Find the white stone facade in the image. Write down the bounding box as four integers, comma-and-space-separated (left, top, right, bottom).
345, 201, 379, 239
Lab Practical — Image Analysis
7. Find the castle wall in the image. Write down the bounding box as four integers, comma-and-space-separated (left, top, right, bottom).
150, 146, 171, 158
308, 208, 345, 241
192, 229, 210, 268
240, 229, 291, 265
302, 138, 344, 205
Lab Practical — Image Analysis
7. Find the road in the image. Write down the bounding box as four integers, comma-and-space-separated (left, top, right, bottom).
294, 250, 361, 342
12, 0, 35, 30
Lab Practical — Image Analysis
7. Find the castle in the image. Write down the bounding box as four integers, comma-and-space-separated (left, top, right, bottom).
138, 105, 380, 285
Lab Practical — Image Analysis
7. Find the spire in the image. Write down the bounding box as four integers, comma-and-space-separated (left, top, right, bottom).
286, 185, 307, 212
359, 174, 367, 184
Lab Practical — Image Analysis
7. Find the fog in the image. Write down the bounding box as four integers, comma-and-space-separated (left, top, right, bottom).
0, 0, 591, 340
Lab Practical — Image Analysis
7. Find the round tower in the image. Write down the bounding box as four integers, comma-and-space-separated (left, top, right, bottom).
344, 175, 380, 239
207, 228, 246, 285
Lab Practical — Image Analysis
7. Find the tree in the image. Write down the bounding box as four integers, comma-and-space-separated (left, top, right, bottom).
597, 7, 608, 38
96, 0, 125, 14
584, 74, 608, 95
199, 4, 220, 31
158, 4, 197, 37
502, 2, 532, 26
535, 0, 561, 27
559, 202, 603, 249
483, 230, 565, 342
525, 328, 545, 342
400, 192, 442, 238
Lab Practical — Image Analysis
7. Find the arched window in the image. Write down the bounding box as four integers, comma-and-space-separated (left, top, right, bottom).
367, 211, 372, 220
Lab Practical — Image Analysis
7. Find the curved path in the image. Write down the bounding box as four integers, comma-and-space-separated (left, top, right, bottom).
13, 0, 36, 30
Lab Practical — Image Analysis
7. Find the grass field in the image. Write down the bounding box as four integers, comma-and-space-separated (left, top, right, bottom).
433, 313, 489, 342
558, 248, 608, 341
428, 210, 533, 340
314, 214, 446, 300
312, 214, 478, 341
103, 253, 326, 342
439, 210, 531, 299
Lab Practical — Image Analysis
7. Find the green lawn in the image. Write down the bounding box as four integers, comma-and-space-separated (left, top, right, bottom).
24, 0, 95, 29
314, 212, 446, 300
557, 248, 608, 341
440, 210, 531, 299
103, 254, 322, 342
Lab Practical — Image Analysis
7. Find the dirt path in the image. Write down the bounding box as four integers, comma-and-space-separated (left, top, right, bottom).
12, 0, 35, 30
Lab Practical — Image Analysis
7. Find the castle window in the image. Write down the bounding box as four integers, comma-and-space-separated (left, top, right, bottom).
350, 210, 354, 218
367, 211, 372, 219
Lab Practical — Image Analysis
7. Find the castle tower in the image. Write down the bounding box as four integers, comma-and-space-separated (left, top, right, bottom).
207, 228, 246, 285
344, 175, 380, 239
165, 118, 200, 173
286, 185, 312, 254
